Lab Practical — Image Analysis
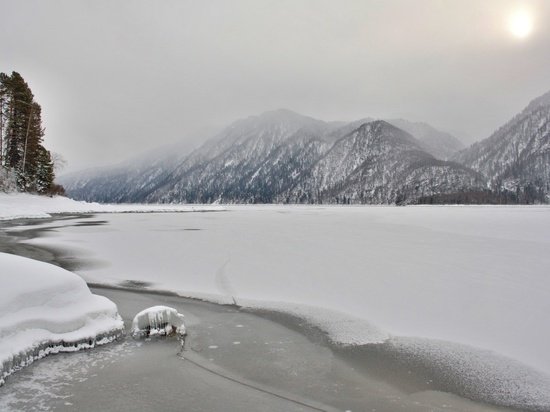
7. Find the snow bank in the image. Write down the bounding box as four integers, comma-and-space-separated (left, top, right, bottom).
0, 252, 124, 385
241, 301, 389, 345
0, 192, 224, 221
131, 306, 185, 338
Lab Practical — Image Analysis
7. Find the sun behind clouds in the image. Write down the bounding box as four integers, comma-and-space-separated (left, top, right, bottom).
508, 8, 534, 39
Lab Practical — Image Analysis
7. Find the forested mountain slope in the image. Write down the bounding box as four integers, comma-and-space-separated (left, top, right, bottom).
454, 90, 550, 203
61, 110, 487, 204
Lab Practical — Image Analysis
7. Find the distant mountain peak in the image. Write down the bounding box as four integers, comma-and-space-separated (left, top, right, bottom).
386, 118, 464, 159
225, 109, 326, 136
260, 108, 303, 117
453, 89, 550, 203
524, 90, 550, 114
361, 119, 390, 129
251, 108, 321, 124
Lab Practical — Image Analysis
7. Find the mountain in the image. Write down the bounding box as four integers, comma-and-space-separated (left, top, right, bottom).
453, 91, 550, 203
60, 110, 333, 203
57, 142, 194, 203
387, 119, 465, 159
282, 121, 483, 204
139, 109, 335, 203
61, 110, 486, 204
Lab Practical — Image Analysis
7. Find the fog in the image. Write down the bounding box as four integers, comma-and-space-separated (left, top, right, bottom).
2, 0, 550, 172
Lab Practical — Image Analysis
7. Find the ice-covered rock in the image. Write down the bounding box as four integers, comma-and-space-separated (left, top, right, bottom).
0, 252, 124, 386
131, 306, 186, 338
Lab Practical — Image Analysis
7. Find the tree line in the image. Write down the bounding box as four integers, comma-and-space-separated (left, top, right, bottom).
0, 71, 63, 194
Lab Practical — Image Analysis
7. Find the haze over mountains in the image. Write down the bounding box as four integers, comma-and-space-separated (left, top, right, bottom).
60, 91, 550, 205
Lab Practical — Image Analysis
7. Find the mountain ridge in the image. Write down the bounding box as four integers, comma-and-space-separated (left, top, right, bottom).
453, 90, 550, 203
60, 95, 550, 204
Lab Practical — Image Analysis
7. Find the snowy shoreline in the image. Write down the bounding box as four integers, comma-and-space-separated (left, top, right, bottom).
2, 196, 550, 409
87, 282, 550, 411
0, 329, 122, 387
0, 193, 225, 221
0, 253, 124, 386
2, 192, 549, 223
2, 245, 550, 410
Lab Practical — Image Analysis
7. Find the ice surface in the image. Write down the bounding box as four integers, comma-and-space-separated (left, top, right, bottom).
21, 205, 550, 378
131, 306, 186, 337
0, 252, 124, 385
5, 202, 550, 408
0, 192, 224, 221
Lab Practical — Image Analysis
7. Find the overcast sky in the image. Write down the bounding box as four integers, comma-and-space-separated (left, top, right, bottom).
2, 0, 550, 173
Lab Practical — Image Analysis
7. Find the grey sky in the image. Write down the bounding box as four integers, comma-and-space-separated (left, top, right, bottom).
2, 0, 550, 173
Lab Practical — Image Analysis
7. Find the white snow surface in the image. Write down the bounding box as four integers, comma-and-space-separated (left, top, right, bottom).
242, 301, 389, 345
0, 252, 124, 385
0, 192, 223, 221
18, 204, 550, 379
131, 306, 185, 337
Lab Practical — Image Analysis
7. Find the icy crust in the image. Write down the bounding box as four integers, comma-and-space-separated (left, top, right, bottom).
0, 192, 224, 221
131, 306, 186, 338
239, 300, 389, 345
389, 337, 550, 411
243, 299, 550, 410
0, 330, 122, 387
165, 292, 389, 345
202, 296, 550, 410
0, 253, 124, 386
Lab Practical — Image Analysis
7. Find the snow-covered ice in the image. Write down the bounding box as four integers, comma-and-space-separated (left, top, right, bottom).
4, 200, 550, 407
18, 205, 550, 378
0, 192, 223, 221
0, 252, 124, 385
131, 306, 186, 338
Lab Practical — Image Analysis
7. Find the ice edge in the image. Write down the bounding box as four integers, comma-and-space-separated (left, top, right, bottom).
0, 326, 124, 387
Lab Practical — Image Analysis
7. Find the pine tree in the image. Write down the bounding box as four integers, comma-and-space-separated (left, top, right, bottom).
19, 102, 45, 190
35, 146, 54, 194
3, 73, 32, 169
0, 71, 57, 194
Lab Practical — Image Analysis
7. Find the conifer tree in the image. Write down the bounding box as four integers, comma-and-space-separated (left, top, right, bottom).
35, 145, 55, 193
0, 71, 57, 194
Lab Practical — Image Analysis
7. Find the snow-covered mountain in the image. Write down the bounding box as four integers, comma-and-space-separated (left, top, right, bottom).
58, 142, 194, 203
453, 91, 550, 203
387, 119, 465, 159
140, 110, 346, 203
61, 109, 487, 204
282, 121, 483, 204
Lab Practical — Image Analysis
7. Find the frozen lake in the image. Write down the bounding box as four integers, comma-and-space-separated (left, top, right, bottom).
8, 205, 550, 408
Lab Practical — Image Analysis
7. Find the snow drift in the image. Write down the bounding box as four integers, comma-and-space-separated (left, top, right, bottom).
131, 306, 186, 338
0, 252, 124, 386
0, 192, 224, 221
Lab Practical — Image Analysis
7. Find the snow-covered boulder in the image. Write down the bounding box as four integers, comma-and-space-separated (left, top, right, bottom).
131, 306, 186, 338
0, 252, 124, 386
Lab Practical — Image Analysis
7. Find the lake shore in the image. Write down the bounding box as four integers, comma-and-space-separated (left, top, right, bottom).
0, 214, 525, 411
